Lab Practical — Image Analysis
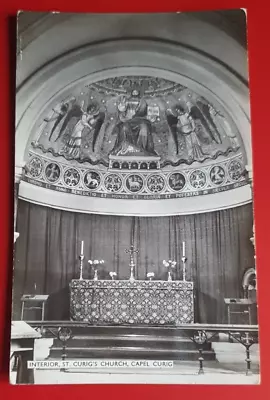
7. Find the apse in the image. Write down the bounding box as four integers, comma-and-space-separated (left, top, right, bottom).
20, 73, 249, 216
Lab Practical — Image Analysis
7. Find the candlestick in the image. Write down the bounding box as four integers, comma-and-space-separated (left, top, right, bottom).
130, 264, 135, 282
182, 241, 186, 258
93, 269, 98, 281
79, 254, 85, 280
81, 241, 84, 255
181, 256, 187, 281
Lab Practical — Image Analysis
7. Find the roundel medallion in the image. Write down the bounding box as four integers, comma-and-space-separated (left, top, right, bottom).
63, 168, 81, 187
189, 169, 207, 189
104, 173, 123, 193
83, 171, 101, 190
28, 157, 43, 178
168, 172, 186, 191
125, 174, 144, 193
228, 159, 243, 181
45, 162, 61, 183
209, 165, 226, 186
147, 174, 165, 193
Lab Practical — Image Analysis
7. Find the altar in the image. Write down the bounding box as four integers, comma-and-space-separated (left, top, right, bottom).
70, 279, 194, 325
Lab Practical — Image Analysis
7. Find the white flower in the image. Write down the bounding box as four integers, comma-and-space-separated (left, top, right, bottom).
88, 260, 93, 265
109, 271, 117, 280
94, 260, 98, 265
147, 272, 155, 277
162, 260, 166, 265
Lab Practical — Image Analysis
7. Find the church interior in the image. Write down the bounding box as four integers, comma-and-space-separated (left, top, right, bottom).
11, 10, 259, 384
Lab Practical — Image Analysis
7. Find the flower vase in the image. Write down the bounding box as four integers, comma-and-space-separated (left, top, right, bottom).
93, 269, 98, 281
168, 270, 172, 281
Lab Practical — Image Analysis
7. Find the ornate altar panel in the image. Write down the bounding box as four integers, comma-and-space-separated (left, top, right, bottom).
70, 279, 194, 325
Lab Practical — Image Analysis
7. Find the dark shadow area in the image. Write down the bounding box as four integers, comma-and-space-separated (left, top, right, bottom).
45, 287, 70, 320
194, 290, 219, 324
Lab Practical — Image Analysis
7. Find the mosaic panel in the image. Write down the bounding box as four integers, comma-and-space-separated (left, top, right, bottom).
24, 152, 248, 200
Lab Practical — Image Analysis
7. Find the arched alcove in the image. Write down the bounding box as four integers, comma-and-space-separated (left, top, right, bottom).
16, 39, 251, 216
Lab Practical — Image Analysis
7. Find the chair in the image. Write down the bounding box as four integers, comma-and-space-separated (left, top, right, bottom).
20, 294, 49, 333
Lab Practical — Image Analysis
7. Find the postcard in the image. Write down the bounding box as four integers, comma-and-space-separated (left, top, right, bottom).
11, 9, 259, 385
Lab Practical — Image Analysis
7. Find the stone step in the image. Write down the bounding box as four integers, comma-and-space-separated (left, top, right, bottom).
64, 325, 195, 337
50, 346, 215, 361
48, 326, 216, 362
54, 335, 212, 350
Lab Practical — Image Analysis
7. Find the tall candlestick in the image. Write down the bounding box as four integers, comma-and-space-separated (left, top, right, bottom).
79, 254, 84, 280
182, 241, 186, 257
81, 240, 84, 255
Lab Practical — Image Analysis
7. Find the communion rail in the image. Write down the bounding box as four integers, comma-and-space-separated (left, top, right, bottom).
24, 321, 259, 376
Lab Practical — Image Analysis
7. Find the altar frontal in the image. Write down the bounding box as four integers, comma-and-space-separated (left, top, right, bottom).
71, 242, 193, 325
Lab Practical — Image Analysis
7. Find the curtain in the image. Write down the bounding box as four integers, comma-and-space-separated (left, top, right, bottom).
13, 200, 254, 323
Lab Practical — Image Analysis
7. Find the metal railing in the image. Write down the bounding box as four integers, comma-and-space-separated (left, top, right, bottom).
26, 321, 259, 376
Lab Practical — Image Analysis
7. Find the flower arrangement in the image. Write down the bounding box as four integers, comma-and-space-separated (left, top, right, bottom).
88, 259, 105, 265
88, 260, 105, 281
162, 260, 177, 268
163, 260, 177, 281
109, 271, 117, 280
146, 272, 155, 281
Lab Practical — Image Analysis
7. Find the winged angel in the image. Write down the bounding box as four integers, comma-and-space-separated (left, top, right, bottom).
166, 98, 222, 161
44, 99, 105, 159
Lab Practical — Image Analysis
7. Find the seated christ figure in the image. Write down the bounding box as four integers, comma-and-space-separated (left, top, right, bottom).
110, 90, 157, 156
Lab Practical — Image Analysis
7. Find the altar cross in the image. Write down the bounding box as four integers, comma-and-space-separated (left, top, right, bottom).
125, 245, 139, 266
125, 245, 139, 282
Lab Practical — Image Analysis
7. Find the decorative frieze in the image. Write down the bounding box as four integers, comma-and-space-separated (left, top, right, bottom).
23, 152, 248, 200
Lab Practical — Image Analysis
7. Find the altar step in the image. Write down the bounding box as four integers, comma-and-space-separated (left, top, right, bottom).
48, 326, 216, 361
68, 325, 196, 336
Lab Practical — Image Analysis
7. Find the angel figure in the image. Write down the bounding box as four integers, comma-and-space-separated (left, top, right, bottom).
37, 97, 75, 143
194, 99, 222, 144
46, 103, 69, 141
166, 104, 206, 160
166, 105, 191, 155
60, 101, 105, 159
208, 105, 240, 149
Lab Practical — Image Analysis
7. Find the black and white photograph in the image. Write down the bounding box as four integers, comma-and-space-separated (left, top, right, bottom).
11, 9, 259, 385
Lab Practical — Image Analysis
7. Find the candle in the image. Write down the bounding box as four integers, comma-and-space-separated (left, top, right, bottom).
81, 241, 84, 255
182, 241, 186, 257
